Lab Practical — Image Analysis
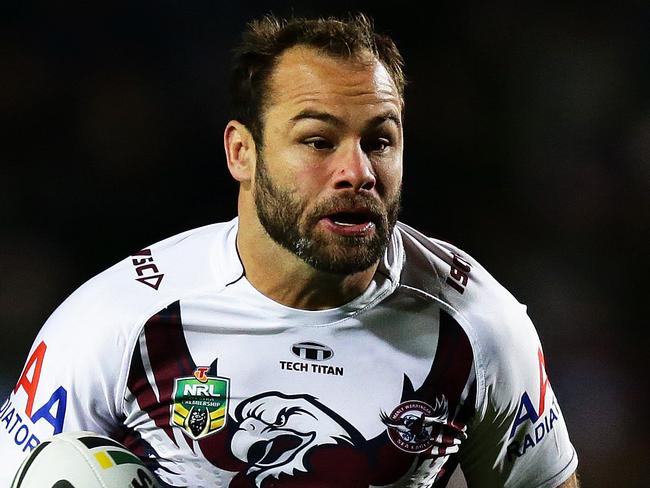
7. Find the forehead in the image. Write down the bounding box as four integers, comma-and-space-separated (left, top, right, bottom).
265, 46, 402, 122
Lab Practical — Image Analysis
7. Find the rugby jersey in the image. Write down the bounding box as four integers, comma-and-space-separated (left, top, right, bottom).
1, 218, 577, 487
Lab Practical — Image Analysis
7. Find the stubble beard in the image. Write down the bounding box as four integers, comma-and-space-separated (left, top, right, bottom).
253, 155, 401, 275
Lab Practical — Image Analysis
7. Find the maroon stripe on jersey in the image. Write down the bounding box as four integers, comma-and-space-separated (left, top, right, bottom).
117, 428, 181, 479
143, 301, 196, 407
119, 424, 147, 457
410, 310, 475, 479
431, 457, 460, 488
127, 300, 196, 446
127, 335, 177, 445
414, 310, 474, 421
198, 414, 248, 472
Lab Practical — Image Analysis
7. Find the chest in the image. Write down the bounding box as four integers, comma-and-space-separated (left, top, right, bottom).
121, 298, 462, 488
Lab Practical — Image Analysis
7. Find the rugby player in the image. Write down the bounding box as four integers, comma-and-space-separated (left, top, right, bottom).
1, 13, 579, 487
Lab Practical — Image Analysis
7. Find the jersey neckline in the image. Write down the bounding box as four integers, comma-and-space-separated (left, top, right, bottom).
210, 217, 405, 325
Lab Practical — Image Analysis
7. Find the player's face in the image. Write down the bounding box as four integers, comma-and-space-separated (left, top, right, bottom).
253, 46, 403, 274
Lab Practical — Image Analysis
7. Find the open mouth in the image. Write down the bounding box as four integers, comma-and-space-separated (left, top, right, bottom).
247, 434, 305, 467
328, 211, 373, 226
321, 209, 377, 236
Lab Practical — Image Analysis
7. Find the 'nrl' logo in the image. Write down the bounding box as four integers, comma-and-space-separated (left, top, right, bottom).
171, 367, 229, 440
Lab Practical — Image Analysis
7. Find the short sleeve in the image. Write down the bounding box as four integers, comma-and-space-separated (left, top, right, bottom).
458, 306, 578, 487
0, 280, 132, 485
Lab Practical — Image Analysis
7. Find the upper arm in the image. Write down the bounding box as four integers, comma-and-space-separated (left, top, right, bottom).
457, 305, 578, 487
0, 283, 131, 484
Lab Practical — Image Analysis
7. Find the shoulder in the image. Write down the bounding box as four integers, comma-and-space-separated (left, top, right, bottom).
395, 222, 543, 404
31, 219, 241, 387
395, 221, 530, 331
45, 219, 237, 337
395, 223, 578, 486
10, 220, 239, 426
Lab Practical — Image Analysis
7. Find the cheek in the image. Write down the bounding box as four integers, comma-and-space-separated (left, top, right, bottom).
291, 161, 332, 195
267, 143, 325, 184
378, 161, 403, 197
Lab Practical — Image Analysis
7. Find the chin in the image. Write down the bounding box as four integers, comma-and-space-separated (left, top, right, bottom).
302, 251, 379, 275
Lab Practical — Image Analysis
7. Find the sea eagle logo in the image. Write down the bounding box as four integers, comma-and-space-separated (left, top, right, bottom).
381, 397, 450, 453
231, 392, 358, 486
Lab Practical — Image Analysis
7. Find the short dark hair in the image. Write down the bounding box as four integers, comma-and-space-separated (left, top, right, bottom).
228, 13, 406, 147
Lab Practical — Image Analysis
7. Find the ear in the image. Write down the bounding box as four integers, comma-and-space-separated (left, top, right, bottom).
224, 120, 257, 183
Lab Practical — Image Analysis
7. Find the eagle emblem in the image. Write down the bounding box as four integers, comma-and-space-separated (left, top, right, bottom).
381, 397, 454, 453
231, 392, 359, 486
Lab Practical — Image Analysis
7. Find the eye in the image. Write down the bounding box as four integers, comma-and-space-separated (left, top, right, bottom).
362, 137, 391, 154
303, 138, 334, 151
274, 412, 288, 427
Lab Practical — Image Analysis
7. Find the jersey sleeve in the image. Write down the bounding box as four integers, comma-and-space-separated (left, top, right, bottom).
0, 274, 136, 484
393, 227, 578, 487
457, 301, 578, 487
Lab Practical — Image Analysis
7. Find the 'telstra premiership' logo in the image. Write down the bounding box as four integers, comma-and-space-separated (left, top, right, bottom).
381, 397, 449, 453
171, 367, 229, 440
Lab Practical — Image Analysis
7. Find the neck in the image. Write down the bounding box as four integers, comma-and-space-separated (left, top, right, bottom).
236, 215, 378, 311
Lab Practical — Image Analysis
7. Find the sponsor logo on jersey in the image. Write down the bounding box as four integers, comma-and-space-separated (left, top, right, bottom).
171, 367, 229, 440
281, 342, 343, 376
446, 253, 472, 295
131, 248, 164, 290
381, 398, 449, 453
291, 342, 334, 361
279, 361, 344, 376
506, 347, 561, 461
2, 340, 68, 454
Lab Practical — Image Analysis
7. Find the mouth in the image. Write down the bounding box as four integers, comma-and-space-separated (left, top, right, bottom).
248, 435, 302, 466
247, 433, 309, 468
320, 208, 378, 237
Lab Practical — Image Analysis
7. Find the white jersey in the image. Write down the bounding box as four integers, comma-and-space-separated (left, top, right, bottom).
1, 218, 577, 487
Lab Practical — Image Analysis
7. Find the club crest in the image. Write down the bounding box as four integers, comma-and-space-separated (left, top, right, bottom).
171, 367, 229, 440
381, 397, 449, 453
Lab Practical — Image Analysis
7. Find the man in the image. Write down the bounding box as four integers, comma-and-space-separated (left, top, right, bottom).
1, 13, 578, 487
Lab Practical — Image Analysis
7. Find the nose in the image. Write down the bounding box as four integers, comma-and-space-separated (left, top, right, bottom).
332, 142, 376, 192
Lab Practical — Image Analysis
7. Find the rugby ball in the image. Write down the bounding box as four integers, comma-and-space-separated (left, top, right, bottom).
11, 431, 160, 488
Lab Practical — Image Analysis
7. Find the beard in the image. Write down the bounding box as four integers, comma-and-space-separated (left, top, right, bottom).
253, 154, 401, 275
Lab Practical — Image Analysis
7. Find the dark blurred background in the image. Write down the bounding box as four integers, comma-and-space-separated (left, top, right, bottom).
1, 1, 647, 486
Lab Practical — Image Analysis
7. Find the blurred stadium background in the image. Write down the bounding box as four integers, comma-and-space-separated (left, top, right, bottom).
0, 1, 647, 486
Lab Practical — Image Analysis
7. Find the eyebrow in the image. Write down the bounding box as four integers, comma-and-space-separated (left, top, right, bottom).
289, 109, 401, 129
